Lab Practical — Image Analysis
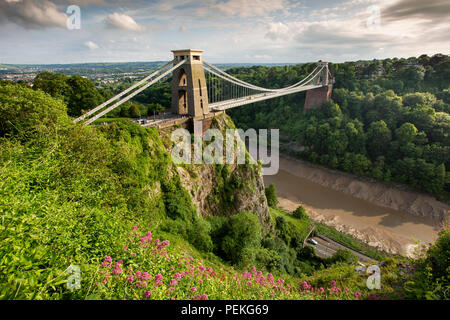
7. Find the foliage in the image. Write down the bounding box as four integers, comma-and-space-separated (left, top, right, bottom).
227, 57, 450, 198
403, 222, 450, 300
292, 206, 308, 220
33, 72, 104, 117
265, 184, 278, 207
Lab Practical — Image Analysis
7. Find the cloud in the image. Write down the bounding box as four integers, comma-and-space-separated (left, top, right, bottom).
0, 0, 67, 29
382, 0, 450, 21
265, 22, 291, 41
212, 0, 285, 17
105, 13, 145, 32
84, 40, 99, 50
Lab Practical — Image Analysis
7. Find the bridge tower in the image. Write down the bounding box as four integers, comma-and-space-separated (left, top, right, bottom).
171, 49, 210, 118
304, 61, 333, 110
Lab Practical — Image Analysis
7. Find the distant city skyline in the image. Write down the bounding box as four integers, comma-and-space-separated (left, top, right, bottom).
0, 0, 449, 64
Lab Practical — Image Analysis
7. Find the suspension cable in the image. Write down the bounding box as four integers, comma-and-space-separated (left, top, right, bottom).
204, 64, 324, 94
204, 61, 322, 92
83, 59, 186, 125
74, 60, 174, 123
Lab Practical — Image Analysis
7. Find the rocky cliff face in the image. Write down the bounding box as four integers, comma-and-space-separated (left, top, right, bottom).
159, 114, 272, 234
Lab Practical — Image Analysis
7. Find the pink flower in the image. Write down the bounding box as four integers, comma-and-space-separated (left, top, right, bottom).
123, 246, 128, 251
174, 273, 182, 281
104, 256, 112, 263
113, 265, 122, 274
170, 279, 178, 286
191, 287, 197, 293
143, 291, 152, 298
330, 280, 337, 287
142, 272, 150, 281
155, 273, 163, 287
201, 294, 208, 300
127, 275, 134, 282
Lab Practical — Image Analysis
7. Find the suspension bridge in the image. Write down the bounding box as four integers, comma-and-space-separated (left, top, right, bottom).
74, 49, 334, 129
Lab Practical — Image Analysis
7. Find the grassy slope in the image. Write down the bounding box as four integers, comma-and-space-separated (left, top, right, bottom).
0, 83, 433, 300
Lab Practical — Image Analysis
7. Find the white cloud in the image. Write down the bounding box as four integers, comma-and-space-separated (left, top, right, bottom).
105, 13, 145, 32
212, 0, 285, 17
0, 0, 67, 29
84, 40, 99, 50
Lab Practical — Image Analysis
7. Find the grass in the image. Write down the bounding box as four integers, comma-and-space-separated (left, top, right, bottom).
315, 224, 386, 260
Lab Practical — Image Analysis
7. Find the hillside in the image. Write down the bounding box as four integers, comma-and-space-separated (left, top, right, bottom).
0, 81, 448, 300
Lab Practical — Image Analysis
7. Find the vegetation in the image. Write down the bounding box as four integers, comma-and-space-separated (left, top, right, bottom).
228, 54, 450, 199
265, 184, 278, 207
0, 57, 448, 300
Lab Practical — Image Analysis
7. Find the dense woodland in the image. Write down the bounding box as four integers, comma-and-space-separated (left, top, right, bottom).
227, 54, 450, 198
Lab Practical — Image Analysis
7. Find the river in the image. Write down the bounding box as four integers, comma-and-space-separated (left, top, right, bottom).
263, 156, 442, 257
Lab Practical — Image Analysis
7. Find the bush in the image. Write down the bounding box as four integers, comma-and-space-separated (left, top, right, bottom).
326, 249, 358, 265
217, 211, 262, 265
293, 206, 308, 220
265, 184, 278, 207
187, 219, 213, 253
0, 83, 70, 137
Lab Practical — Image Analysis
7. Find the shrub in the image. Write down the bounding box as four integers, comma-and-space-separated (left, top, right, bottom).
326, 249, 358, 265
293, 206, 308, 220
265, 184, 278, 207
218, 211, 262, 265
187, 219, 213, 253
0, 83, 70, 137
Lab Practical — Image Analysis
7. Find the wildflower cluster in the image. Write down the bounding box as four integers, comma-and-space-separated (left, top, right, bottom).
91, 227, 398, 300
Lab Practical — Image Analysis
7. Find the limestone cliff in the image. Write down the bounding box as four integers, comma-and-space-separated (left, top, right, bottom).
158, 114, 272, 234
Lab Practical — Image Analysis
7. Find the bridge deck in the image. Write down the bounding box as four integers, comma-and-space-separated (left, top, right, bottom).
209, 84, 324, 111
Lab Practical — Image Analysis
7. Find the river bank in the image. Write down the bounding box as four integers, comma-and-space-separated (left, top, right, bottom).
264, 156, 448, 257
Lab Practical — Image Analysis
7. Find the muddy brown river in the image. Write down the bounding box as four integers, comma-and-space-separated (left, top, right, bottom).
264, 157, 441, 257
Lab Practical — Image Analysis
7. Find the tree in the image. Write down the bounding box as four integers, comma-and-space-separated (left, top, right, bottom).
395, 123, 418, 144
33, 72, 104, 117
33, 72, 71, 103
128, 104, 141, 118
219, 211, 262, 265
265, 184, 278, 207
366, 120, 392, 158
292, 206, 308, 220
66, 76, 104, 117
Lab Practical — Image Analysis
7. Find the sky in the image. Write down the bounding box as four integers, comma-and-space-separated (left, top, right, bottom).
0, 0, 449, 64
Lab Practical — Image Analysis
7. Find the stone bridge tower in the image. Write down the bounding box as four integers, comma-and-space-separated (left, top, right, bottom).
171, 49, 210, 118
304, 61, 333, 110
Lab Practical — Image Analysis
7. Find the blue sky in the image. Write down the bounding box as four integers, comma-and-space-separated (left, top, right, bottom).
0, 0, 449, 64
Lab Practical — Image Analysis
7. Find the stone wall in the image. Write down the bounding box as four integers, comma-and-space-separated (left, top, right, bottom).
304, 84, 333, 110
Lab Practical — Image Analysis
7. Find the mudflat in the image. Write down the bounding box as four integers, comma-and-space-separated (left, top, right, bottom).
264, 156, 447, 257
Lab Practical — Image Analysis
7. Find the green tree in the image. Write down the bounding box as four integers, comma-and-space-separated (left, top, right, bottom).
366, 120, 392, 158
265, 184, 278, 207
219, 211, 262, 265
395, 123, 418, 144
